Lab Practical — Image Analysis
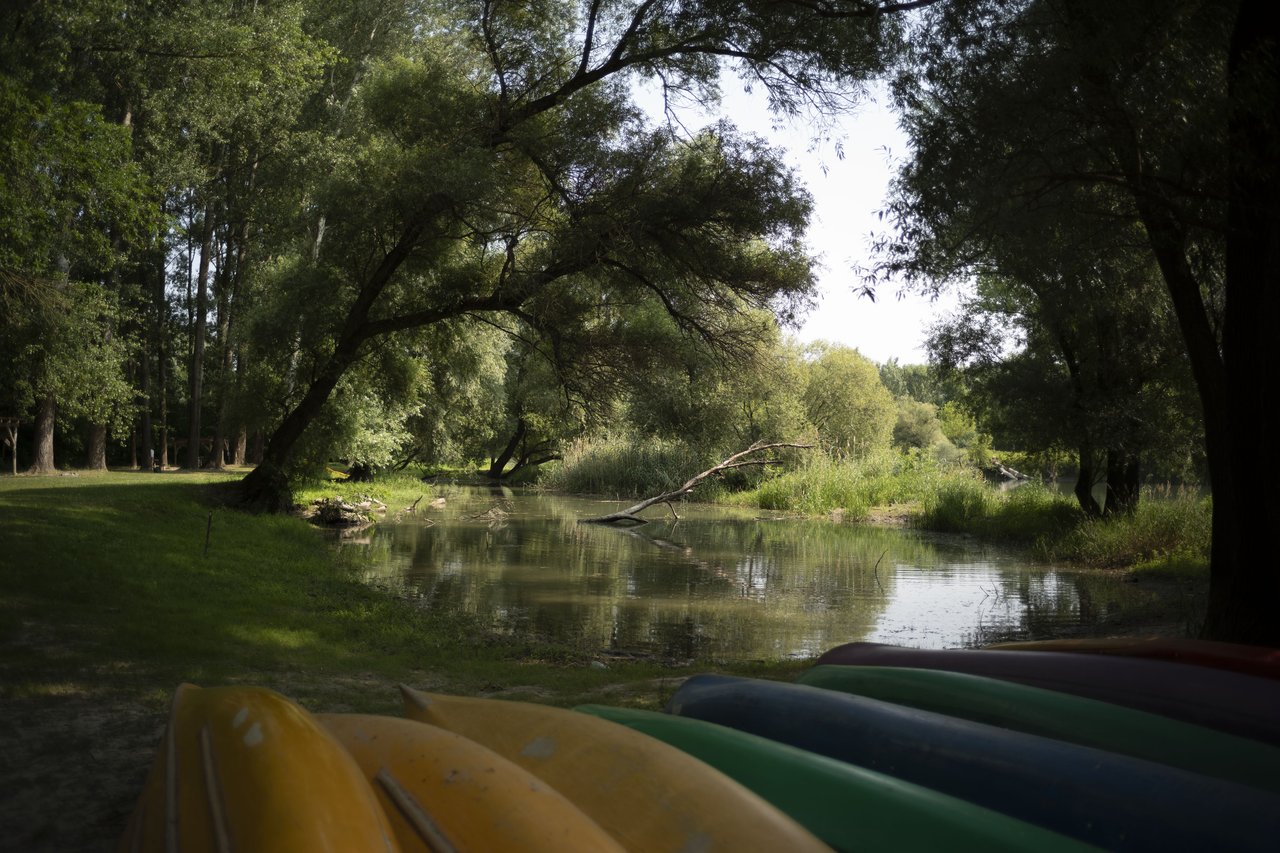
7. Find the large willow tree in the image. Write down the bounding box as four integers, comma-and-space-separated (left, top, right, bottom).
236, 0, 909, 509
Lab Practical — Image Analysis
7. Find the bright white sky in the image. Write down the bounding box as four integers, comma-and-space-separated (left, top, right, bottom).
634, 76, 961, 365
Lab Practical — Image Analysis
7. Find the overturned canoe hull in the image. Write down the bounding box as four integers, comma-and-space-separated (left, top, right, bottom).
575, 703, 1096, 853
318, 714, 623, 853
666, 673, 1280, 852
797, 664, 1280, 792
119, 684, 396, 853
984, 636, 1280, 681
400, 685, 828, 853
813, 641, 1280, 745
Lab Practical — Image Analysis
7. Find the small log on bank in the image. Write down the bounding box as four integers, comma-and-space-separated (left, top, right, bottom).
581, 441, 813, 526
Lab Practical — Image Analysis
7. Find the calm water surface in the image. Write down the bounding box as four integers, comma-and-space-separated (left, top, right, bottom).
337, 486, 1140, 660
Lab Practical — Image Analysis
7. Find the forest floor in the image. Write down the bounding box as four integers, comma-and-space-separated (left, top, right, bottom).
0, 470, 1205, 851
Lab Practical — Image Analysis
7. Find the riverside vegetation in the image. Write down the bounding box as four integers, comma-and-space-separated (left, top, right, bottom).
1, 454, 1206, 848
0, 471, 801, 849
545, 437, 1212, 581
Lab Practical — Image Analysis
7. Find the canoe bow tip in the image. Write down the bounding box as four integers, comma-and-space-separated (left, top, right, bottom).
399, 683, 431, 710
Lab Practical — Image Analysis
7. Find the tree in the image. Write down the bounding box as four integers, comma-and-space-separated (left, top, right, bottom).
878, 0, 1277, 641
232, 1, 908, 510
0, 35, 152, 472
802, 343, 896, 455
625, 306, 810, 456
891, 397, 944, 451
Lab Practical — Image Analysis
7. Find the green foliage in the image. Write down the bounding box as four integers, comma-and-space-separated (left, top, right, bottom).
0, 78, 152, 277
1043, 492, 1212, 569
877, 359, 958, 407
917, 475, 998, 531
920, 480, 1080, 541
802, 343, 896, 456
0, 281, 135, 437
542, 435, 724, 500
892, 396, 944, 450
624, 311, 811, 456
730, 448, 961, 519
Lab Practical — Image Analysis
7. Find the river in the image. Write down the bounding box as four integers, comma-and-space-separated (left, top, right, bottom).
334, 486, 1154, 661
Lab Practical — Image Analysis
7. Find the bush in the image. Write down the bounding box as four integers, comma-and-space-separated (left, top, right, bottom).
726, 447, 970, 519
541, 436, 723, 499
918, 475, 998, 531
1044, 492, 1211, 568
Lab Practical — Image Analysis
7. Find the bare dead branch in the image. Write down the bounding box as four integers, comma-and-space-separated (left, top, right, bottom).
581, 441, 812, 525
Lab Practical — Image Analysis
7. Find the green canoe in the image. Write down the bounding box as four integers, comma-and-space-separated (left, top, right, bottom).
575, 704, 1099, 853
797, 664, 1280, 793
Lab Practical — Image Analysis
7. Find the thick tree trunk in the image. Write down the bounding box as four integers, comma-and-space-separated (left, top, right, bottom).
27, 396, 56, 474
1073, 444, 1102, 518
488, 418, 527, 479
1103, 449, 1140, 516
233, 426, 247, 466
185, 206, 215, 470
85, 423, 108, 470
1203, 0, 1280, 644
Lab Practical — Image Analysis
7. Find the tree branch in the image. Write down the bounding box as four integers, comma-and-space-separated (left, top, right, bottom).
581, 441, 813, 525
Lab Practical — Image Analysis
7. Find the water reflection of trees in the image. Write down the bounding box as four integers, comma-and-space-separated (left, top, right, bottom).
340, 488, 1099, 658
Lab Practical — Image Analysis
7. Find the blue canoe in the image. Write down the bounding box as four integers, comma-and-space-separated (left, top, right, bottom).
666, 673, 1280, 852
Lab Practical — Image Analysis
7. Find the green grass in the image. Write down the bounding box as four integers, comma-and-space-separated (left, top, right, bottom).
723, 448, 968, 520
1039, 494, 1212, 569
0, 470, 803, 713
542, 436, 730, 500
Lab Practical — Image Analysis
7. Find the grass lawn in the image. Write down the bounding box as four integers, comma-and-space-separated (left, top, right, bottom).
0, 469, 804, 850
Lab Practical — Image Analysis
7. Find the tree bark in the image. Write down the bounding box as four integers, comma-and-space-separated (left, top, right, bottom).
233, 426, 247, 466
1203, 0, 1280, 644
138, 350, 153, 469
237, 213, 437, 509
1103, 448, 1140, 516
85, 423, 108, 470
185, 205, 215, 470
27, 396, 56, 474
1073, 443, 1102, 518
488, 418, 527, 479
209, 257, 232, 470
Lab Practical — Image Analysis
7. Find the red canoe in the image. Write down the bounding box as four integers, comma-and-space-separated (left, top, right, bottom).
985, 637, 1280, 681
813, 642, 1280, 746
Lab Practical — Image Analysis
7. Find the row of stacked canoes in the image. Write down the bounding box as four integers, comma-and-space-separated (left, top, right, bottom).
120, 636, 1280, 852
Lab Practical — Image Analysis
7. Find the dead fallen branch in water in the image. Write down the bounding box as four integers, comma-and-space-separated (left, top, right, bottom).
580, 441, 812, 526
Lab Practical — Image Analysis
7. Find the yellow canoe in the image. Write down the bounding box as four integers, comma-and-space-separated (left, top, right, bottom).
119, 684, 397, 853
318, 713, 626, 853
400, 686, 830, 853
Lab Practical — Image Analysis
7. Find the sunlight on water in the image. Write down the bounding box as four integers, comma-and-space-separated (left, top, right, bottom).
338, 487, 1143, 660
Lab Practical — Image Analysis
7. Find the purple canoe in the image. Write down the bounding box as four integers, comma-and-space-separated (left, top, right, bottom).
813, 642, 1280, 746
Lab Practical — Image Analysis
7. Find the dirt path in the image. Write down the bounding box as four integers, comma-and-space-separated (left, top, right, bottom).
0, 694, 162, 851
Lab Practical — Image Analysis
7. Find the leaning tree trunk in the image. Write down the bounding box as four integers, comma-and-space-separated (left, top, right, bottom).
27, 396, 56, 474
488, 418, 527, 479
